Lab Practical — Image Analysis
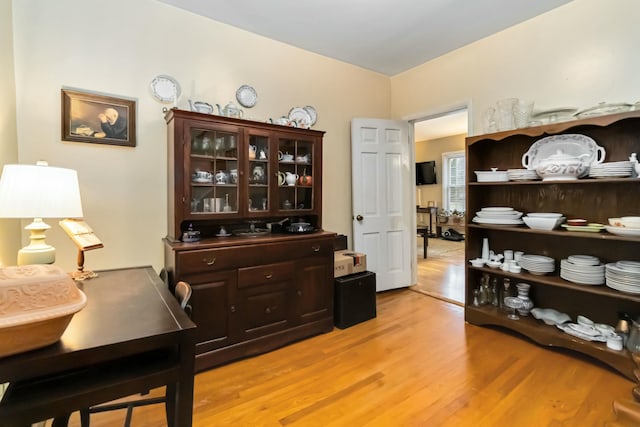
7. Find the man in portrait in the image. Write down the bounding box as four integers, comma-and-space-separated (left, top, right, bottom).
97, 107, 127, 139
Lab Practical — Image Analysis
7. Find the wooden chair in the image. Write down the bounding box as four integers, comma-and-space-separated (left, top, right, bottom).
79, 281, 192, 427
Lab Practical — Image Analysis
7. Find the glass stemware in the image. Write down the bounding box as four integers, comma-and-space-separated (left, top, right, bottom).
504, 296, 524, 320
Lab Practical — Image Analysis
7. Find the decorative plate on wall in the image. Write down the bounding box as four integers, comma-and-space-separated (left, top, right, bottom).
236, 85, 258, 108
150, 75, 181, 103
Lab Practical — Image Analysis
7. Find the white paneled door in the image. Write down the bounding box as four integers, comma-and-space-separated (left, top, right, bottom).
351, 118, 412, 291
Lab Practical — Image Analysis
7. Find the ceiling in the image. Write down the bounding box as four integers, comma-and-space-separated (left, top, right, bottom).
157, 0, 571, 76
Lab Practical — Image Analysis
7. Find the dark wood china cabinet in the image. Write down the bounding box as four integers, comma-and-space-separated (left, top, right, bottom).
465, 110, 640, 380
163, 109, 334, 372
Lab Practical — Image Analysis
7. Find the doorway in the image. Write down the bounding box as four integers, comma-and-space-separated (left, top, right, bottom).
411, 108, 468, 305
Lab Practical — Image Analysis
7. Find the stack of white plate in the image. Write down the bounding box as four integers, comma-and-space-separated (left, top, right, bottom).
588, 161, 633, 178
605, 261, 640, 294
472, 207, 524, 226
519, 254, 555, 275
507, 169, 539, 181
560, 255, 605, 285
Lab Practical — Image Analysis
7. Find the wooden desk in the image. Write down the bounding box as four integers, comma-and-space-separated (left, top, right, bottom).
0, 266, 197, 427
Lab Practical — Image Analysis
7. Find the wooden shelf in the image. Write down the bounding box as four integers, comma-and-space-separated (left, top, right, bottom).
467, 224, 640, 242
466, 305, 635, 380
468, 266, 640, 303
469, 177, 640, 186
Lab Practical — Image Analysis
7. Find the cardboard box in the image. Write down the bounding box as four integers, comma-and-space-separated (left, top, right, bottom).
334, 252, 353, 278
334, 250, 367, 277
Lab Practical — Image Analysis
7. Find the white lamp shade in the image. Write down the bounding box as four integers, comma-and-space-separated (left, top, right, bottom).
0, 164, 84, 219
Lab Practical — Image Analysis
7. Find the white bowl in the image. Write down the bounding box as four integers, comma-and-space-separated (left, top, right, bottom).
522, 216, 565, 230
620, 216, 640, 228
527, 212, 563, 218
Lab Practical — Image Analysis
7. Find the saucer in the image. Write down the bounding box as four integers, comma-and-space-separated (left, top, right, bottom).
215, 233, 232, 237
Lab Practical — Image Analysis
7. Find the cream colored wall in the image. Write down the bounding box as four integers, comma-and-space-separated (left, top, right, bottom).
391, 0, 640, 135
10, 0, 389, 271
0, 0, 20, 267
415, 133, 465, 212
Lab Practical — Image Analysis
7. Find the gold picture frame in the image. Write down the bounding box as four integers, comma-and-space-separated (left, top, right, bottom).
61, 88, 136, 147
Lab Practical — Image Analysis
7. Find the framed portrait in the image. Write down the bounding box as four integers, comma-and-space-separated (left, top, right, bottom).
61, 88, 136, 147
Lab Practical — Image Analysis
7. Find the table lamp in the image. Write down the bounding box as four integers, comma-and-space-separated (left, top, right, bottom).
0, 161, 84, 265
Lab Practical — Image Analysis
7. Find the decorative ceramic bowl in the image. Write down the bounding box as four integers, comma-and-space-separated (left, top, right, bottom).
609, 217, 623, 226
620, 216, 640, 228
0, 265, 86, 357
534, 150, 589, 181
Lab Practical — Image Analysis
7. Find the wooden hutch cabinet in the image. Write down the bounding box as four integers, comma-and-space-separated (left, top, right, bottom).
465, 110, 640, 380
163, 109, 334, 372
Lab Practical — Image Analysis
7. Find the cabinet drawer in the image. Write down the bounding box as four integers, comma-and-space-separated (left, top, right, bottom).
238, 261, 294, 288
285, 238, 333, 259
176, 247, 240, 274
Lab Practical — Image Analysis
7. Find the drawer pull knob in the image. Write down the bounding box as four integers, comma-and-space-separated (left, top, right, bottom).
297, 289, 302, 296
265, 307, 271, 314
265, 273, 273, 279
203, 257, 216, 266
230, 305, 236, 313
312, 245, 320, 252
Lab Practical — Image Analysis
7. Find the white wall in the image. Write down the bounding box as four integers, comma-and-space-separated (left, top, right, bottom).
391, 0, 640, 134
8, 0, 640, 272
10, 0, 390, 271
0, 0, 20, 267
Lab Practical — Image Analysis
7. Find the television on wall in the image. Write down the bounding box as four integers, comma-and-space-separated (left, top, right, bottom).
416, 161, 437, 185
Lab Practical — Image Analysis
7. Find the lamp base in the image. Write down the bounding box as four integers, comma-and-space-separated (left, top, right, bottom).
17, 218, 55, 265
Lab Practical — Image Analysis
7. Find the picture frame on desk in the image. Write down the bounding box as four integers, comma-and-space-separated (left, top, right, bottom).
61, 88, 136, 147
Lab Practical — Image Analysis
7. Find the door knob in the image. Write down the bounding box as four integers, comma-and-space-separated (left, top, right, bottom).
356, 215, 364, 221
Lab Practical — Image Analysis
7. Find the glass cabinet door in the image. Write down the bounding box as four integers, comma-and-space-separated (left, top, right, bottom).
188, 127, 239, 215
276, 136, 314, 212
247, 132, 270, 214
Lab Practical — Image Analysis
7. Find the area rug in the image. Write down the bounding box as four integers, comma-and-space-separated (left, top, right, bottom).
418, 237, 465, 258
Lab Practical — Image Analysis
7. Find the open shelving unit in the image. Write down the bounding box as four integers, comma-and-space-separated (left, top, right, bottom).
465, 110, 640, 380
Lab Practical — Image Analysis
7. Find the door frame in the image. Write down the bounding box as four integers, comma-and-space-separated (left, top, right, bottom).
406, 102, 471, 285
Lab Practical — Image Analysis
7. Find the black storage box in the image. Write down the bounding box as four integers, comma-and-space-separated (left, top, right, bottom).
334, 271, 377, 329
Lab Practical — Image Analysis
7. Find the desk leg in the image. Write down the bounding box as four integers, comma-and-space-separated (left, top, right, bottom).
423, 232, 428, 259
173, 333, 196, 427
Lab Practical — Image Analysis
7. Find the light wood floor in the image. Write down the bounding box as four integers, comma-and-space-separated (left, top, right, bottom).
65, 248, 637, 427
412, 237, 465, 305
